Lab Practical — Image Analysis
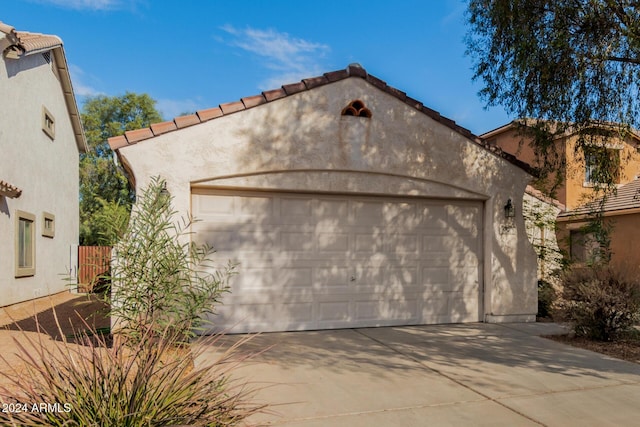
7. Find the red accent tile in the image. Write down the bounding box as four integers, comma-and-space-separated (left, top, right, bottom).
108, 135, 128, 150
197, 108, 223, 122
150, 120, 177, 136
174, 114, 200, 128
220, 101, 245, 115
324, 69, 349, 82
303, 76, 328, 89
242, 94, 267, 109
263, 88, 287, 101
282, 82, 306, 95
124, 128, 154, 143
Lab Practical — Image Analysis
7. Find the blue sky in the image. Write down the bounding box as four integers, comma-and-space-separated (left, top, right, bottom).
3, 0, 512, 135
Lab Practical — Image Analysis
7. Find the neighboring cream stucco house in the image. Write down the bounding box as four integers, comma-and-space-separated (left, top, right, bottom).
109, 64, 538, 333
0, 22, 87, 306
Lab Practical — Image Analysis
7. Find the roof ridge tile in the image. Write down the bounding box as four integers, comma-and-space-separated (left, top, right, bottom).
174, 114, 200, 128
219, 100, 244, 115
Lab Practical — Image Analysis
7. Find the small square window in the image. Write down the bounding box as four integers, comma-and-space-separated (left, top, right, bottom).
570, 230, 601, 265
15, 210, 36, 277
583, 147, 619, 185
42, 106, 55, 140
42, 211, 55, 238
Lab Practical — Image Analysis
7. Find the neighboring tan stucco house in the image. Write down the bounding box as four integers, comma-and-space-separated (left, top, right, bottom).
482, 121, 640, 270
557, 179, 640, 270
0, 22, 87, 306
481, 121, 640, 210
109, 64, 538, 333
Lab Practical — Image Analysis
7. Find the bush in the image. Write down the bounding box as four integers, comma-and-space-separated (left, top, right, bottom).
109, 176, 235, 342
0, 321, 264, 426
537, 279, 557, 319
555, 266, 640, 341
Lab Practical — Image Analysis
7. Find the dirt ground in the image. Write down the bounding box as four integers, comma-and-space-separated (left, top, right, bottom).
545, 333, 640, 364
0, 291, 110, 342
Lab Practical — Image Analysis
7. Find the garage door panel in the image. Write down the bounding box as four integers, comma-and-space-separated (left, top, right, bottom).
355, 298, 419, 322
192, 190, 483, 333
316, 266, 350, 286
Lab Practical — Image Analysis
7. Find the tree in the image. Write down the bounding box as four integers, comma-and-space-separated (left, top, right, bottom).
80, 92, 163, 245
466, 0, 640, 178
466, 0, 640, 260
467, 0, 640, 129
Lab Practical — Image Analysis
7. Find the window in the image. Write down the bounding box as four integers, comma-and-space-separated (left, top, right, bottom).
42, 212, 55, 238
42, 106, 55, 140
570, 230, 600, 265
15, 210, 36, 277
583, 148, 619, 185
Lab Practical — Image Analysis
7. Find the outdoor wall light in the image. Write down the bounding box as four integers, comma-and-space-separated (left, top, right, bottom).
160, 182, 170, 198
504, 198, 515, 219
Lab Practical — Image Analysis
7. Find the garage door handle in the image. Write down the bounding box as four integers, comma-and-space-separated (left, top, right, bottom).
350, 276, 356, 282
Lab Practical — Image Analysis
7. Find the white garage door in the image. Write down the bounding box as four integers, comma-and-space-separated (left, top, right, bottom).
192, 189, 483, 333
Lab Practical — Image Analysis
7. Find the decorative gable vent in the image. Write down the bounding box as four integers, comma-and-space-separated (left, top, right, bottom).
42, 51, 51, 63
341, 100, 372, 118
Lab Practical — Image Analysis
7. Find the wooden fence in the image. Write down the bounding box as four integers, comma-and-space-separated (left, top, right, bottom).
78, 246, 112, 293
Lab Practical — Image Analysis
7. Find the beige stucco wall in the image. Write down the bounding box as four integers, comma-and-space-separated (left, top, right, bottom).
118, 77, 538, 322
0, 47, 80, 306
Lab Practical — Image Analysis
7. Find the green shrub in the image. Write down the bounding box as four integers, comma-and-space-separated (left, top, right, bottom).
537, 279, 557, 319
555, 266, 640, 341
109, 176, 235, 342
0, 322, 264, 426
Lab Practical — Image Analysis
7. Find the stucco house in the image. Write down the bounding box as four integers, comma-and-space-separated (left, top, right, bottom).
0, 22, 87, 306
109, 64, 538, 333
481, 120, 640, 210
557, 178, 640, 270
482, 121, 640, 268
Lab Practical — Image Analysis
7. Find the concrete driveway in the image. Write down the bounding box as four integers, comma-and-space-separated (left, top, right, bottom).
196, 323, 640, 426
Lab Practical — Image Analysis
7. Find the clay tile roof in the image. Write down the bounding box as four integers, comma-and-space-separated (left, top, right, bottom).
106, 63, 533, 173
242, 95, 266, 109
0, 179, 22, 198
124, 128, 154, 143
219, 100, 245, 115
14, 31, 62, 54
262, 88, 286, 102
560, 179, 640, 217
175, 114, 201, 128
196, 108, 223, 122
525, 185, 565, 211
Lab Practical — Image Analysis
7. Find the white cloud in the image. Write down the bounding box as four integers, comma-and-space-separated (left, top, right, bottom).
220, 25, 330, 89
68, 64, 101, 97
30, 0, 133, 10
156, 98, 201, 121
